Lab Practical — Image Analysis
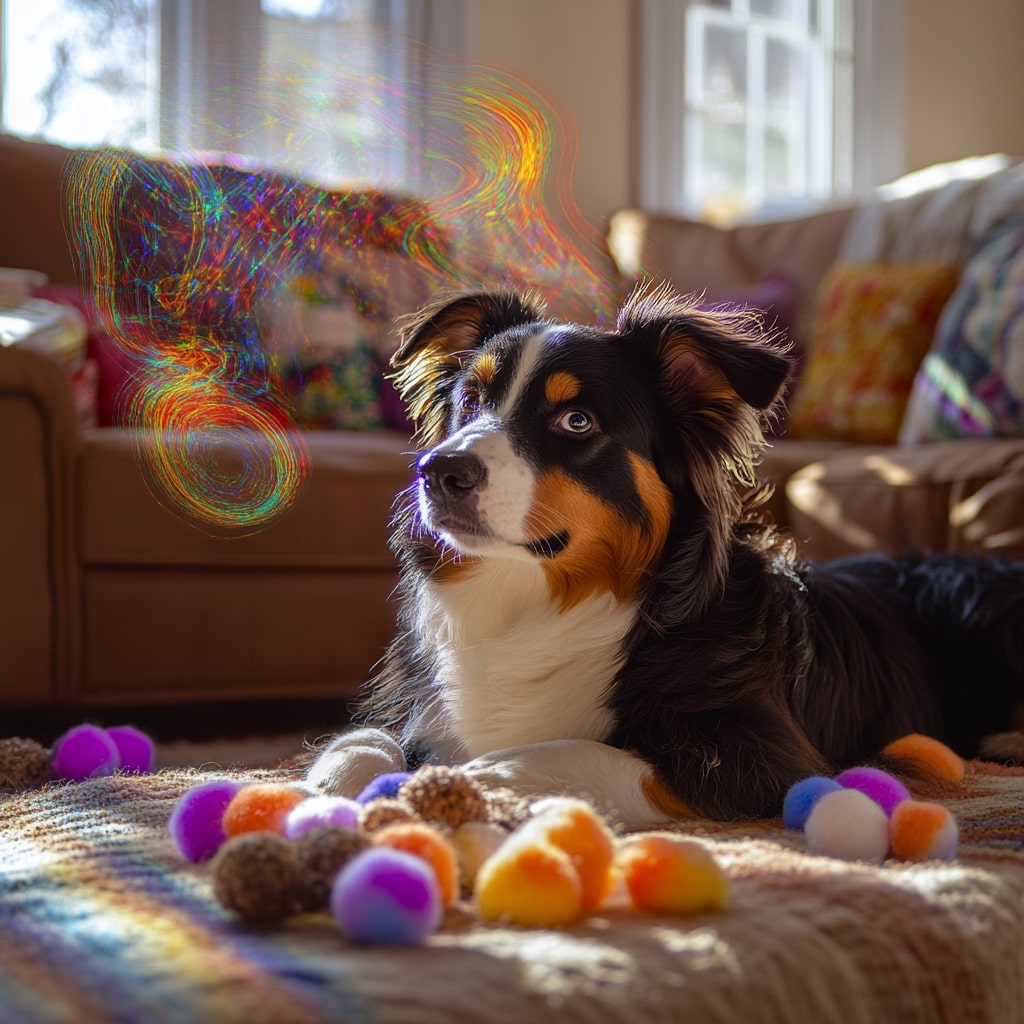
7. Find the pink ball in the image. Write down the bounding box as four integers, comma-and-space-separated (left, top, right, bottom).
284, 795, 361, 839
168, 779, 244, 863
106, 725, 155, 774
51, 724, 121, 781
835, 766, 911, 816
331, 847, 442, 946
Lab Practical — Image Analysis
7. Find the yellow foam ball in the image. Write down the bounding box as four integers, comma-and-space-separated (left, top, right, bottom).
528, 798, 617, 910
617, 834, 730, 915
474, 839, 582, 928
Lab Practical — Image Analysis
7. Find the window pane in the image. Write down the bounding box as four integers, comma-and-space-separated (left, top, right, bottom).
702, 25, 747, 114
2, 0, 158, 148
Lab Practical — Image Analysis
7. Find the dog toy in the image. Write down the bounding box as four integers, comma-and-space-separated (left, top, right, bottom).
617, 834, 731, 914
194, 765, 732, 937
0, 737, 52, 788
212, 832, 303, 925
889, 800, 959, 860
51, 723, 156, 781
221, 782, 309, 838
803, 787, 892, 863
474, 798, 619, 927
284, 794, 360, 838
331, 846, 444, 946
882, 733, 966, 781
372, 822, 460, 907
168, 778, 245, 863
355, 771, 411, 804
397, 765, 490, 830
782, 775, 843, 829
786, 735, 965, 862
834, 766, 911, 816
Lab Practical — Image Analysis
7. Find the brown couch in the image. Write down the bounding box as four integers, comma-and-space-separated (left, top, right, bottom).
3, 134, 1023, 711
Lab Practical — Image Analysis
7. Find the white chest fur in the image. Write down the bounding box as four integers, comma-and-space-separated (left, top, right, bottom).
416, 558, 636, 759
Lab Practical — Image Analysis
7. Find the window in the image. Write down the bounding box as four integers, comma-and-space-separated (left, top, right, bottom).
639, 0, 906, 222
0, 0, 463, 189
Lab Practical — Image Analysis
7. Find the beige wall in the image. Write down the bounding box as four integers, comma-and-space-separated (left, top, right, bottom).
463, 0, 634, 229
462, 0, 1024, 223
904, 0, 1024, 173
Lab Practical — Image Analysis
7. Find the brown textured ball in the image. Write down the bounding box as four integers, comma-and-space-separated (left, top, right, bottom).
212, 832, 302, 925
0, 738, 51, 788
483, 787, 532, 831
292, 825, 371, 912
358, 797, 419, 833
398, 766, 489, 830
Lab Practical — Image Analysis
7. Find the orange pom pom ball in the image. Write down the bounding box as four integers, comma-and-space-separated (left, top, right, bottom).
475, 840, 582, 928
617, 835, 730, 915
222, 784, 308, 839
527, 798, 616, 910
882, 734, 965, 782
889, 800, 959, 861
372, 822, 459, 907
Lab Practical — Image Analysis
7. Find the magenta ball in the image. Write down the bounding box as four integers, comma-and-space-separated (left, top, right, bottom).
168, 779, 244, 863
331, 847, 442, 946
835, 766, 911, 816
106, 725, 156, 774
284, 795, 361, 839
51, 724, 121, 781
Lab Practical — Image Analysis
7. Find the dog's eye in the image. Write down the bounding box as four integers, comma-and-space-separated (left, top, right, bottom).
458, 390, 481, 425
555, 409, 595, 435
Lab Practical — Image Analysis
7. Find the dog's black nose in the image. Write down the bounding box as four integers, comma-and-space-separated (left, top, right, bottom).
418, 451, 487, 500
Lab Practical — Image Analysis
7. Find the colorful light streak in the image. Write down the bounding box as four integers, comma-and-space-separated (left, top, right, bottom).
64, 33, 615, 534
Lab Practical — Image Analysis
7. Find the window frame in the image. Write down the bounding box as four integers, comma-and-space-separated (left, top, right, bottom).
637, 0, 906, 219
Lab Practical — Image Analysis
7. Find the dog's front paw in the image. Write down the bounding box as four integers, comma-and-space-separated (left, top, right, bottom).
306, 727, 406, 797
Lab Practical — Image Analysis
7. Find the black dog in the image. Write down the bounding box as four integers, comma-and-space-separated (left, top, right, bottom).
307, 286, 1024, 823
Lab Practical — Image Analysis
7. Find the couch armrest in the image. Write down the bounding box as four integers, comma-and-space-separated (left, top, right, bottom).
0, 345, 81, 703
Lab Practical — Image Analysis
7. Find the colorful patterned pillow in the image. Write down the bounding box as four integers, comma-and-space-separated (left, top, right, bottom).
900, 220, 1024, 443
787, 262, 959, 444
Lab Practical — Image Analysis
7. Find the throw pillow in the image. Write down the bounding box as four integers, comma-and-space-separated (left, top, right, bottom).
899, 219, 1024, 443
787, 262, 959, 444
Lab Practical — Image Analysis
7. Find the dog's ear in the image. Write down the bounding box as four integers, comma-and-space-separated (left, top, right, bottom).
619, 283, 792, 498
618, 283, 792, 413
391, 290, 546, 444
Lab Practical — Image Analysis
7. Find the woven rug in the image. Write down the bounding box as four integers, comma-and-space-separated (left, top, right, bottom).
1, 761, 1022, 1024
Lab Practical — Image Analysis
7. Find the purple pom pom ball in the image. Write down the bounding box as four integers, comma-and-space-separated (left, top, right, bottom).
284, 795, 361, 838
835, 766, 911, 816
356, 772, 412, 805
331, 846, 442, 946
51, 724, 121, 781
106, 725, 155, 774
169, 779, 244, 863
783, 775, 843, 829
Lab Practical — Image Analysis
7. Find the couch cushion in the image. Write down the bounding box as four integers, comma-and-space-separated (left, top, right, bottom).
784, 439, 1024, 561
606, 206, 852, 347
901, 218, 1024, 443
788, 262, 960, 444
79, 429, 415, 568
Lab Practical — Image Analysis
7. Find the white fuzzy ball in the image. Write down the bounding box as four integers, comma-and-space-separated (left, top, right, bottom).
804, 787, 891, 863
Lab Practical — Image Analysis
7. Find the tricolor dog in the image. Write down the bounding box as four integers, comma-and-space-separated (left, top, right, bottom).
308, 287, 1024, 824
